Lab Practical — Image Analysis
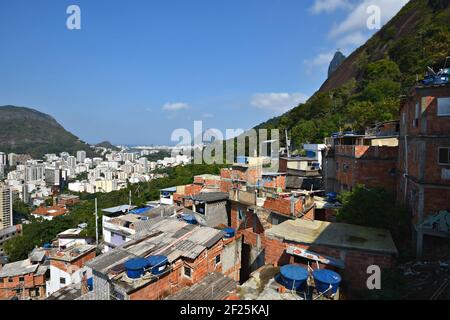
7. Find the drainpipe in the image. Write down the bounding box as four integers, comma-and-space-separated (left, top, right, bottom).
404, 135, 408, 203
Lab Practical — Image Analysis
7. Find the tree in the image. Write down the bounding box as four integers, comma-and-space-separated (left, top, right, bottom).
3, 163, 225, 262
336, 185, 410, 245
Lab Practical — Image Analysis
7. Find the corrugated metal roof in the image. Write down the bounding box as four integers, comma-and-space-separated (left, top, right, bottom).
90, 218, 226, 277
0, 259, 38, 278
166, 272, 237, 300
184, 192, 229, 203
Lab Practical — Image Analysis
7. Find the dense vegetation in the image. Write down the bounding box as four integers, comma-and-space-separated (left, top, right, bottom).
142, 149, 172, 162
256, 0, 450, 151
0, 106, 97, 158
3, 164, 224, 262
336, 186, 411, 257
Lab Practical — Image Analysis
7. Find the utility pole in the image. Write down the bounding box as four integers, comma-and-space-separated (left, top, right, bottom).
95, 198, 98, 245
129, 190, 132, 207
285, 130, 291, 158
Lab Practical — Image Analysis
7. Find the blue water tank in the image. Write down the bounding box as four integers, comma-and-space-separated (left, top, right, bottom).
313, 269, 342, 295
43, 243, 52, 249
236, 156, 247, 164
306, 150, 316, 158
279, 265, 309, 291
182, 214, 197, 225
87, 278, 93, 291
146, 255, 168, 275
326, 192, 338, 203
124, 258, 150, 279
223, 228, 235, 239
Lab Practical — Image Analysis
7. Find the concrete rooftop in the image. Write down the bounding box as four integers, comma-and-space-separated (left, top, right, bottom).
265, 219, 398, 255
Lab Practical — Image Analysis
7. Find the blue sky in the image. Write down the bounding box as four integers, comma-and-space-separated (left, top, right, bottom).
0, 0, 408, 145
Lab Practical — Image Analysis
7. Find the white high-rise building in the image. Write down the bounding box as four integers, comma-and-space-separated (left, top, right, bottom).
7, 153, 16, 166
76, 150, 86, 163
67, 156, 77, 168
0, 183, 13, 230
0, 152, 6, 166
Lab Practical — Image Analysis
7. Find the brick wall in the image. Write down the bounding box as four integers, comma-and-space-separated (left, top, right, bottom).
335, 154, 397, 192
240, 228, 395, 291
0, 272, 46, 300
263, 196, 303, 217
128, 237, 241, 300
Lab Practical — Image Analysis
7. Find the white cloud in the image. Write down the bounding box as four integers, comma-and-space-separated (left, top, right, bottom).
304, 51, 335, 75
310, 0, 353, 14
329, 0, 409, 38
305, 0, 409, 78
309, 52, 335, 68
251, 93, 308, 113
336, 31, 367, 48
162, 102, 189, 111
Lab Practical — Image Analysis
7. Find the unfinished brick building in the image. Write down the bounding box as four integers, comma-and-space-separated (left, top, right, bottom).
0, 258, 48, 300
241, 219, 398, 292
397, 82, 450, 257
82, 218, 241, 300
324, 124, 399, 194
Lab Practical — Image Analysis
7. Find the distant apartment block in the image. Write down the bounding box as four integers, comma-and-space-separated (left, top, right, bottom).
0, 183, 13, 229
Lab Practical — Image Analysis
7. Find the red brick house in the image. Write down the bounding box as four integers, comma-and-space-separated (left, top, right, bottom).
241, 219, 398, 292
83, 218, 241, 300
397, 82, 450, 257
0, 258, 48, 300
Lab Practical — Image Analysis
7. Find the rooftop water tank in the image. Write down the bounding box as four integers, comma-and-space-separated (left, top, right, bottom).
279, 265, 309, 292
313, 269, 342, 295
124, 258, 150, 279
182, 214, 197, 225
146, 255, 168, 275
236, 156, 247, 164
326, 192, 338, 203
306, 150, 316, 158
86, 277, 93, 291
223, 228, 235, 239
43, 243, 52, 249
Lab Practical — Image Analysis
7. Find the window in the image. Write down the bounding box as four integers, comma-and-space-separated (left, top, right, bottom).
238, 208, 245, 221
8, 278, 13, 283
413, 102, 420, 127
438, 97, 450, 116
60, 277, 66, 285
439, 148, 450, 165
0, 278, 3, 284
215, 255, 221, 265
183, 266, 192, 278
19, 277, 24, 282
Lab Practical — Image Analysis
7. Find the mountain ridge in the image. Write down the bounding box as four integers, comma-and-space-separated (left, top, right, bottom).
254, 0, 450, 149
0, 105, 96, 158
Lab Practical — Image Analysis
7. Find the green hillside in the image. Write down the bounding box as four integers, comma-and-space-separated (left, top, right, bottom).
0, 106, 97, 158
256, 0, 450, 150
